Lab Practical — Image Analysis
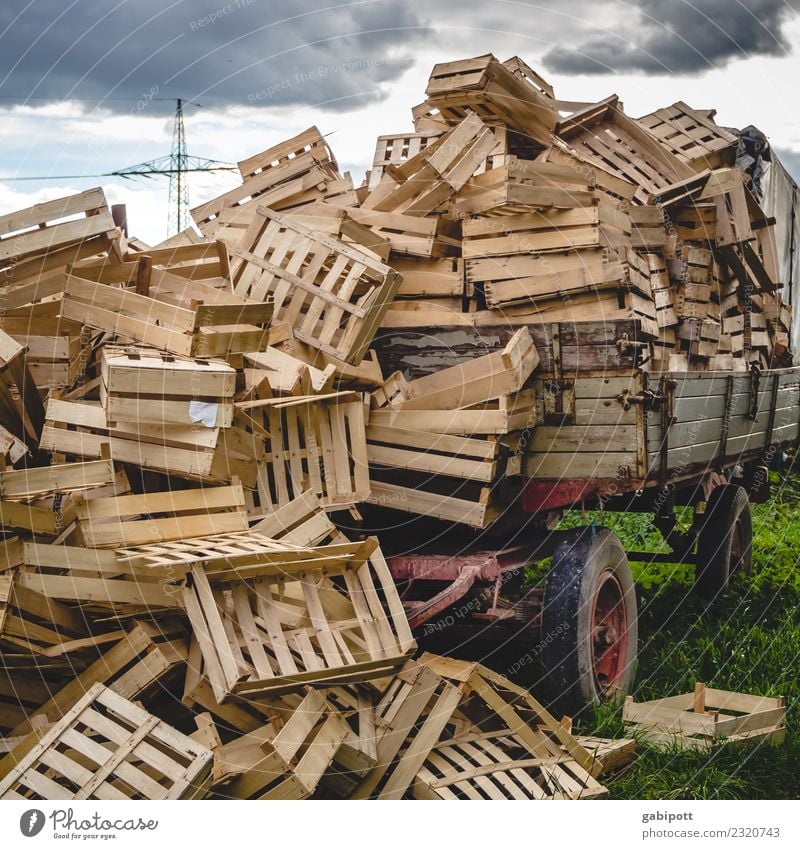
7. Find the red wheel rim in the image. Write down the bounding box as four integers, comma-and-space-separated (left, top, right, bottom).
590, 569, 629, 695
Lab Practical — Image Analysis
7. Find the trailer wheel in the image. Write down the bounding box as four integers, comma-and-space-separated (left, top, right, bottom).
695, 484, 752, 600
540, 527, 637, 717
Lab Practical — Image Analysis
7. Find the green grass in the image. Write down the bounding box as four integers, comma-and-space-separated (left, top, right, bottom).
562, 471, 800, 799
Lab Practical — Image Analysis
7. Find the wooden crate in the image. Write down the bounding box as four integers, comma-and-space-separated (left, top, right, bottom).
239, 391, 369, 510
363, 113, 497, 217
367, 425, 507, 484
181, 536, 415, 701
452, 157, 603, 218
420, 654, 599, 775
623, 684, 786, 750
192, 127, 342, 235
353, 653, 601, 799
40, 399, 263, 488
230, 207, 402, 365
477, 249, 629, 309
349, 660, 464, 799
0, 683, 213, 800
281, 204, 392, 262
558, 97, 694, 203
61, 274, 272, 358
462, 203, 630, 260
2, 540, 184, 615
0, 571, 97, 664
367, 130, 442, 189
637, 102, 738, 171
0, 458, 122, 538
197, 689, 348, 800
344, 206, 456, 259
238, 126, 339, 183
10, 620, 188, 737
111, 529, 344, 581
380, 328, 538, 411
390, 256, 465, 299
424, 53, 557, 142
100, 345, 236, 428
2, 303, 88, 391
370, 388, 537, 436
0, 329, 46, 446
413, 729, 607, 800
70, 482, 249, 548
0, 188, 116, 274
74, 241, 232, 289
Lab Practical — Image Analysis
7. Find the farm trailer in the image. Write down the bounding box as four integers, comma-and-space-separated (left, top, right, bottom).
367, 322, 800, 715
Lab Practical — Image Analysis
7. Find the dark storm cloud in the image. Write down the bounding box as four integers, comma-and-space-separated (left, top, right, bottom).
542, 0, 797, 75
0, 0, 432, 113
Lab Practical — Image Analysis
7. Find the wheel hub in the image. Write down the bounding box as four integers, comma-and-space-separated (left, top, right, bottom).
590, 569, 629, 695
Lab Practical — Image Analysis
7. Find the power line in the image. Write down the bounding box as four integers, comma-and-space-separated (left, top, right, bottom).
1, 166, 236, 181
0, 98, 237, 235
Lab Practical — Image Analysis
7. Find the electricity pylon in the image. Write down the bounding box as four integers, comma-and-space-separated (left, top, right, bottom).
115, 98, 236, 235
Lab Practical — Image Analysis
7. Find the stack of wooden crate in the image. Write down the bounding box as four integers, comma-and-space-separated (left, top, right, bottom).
0, 48, 792, 798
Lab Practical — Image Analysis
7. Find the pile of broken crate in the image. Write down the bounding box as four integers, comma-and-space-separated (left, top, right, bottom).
0, 50, 789, 798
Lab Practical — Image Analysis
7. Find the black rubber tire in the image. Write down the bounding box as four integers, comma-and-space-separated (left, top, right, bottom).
695, 484, 752, 600
540, 527, 638, 718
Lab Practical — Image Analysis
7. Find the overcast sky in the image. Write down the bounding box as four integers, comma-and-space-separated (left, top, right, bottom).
1, 0, 798, 244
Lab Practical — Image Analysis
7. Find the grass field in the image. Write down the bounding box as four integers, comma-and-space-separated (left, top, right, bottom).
566, 470, 800, 799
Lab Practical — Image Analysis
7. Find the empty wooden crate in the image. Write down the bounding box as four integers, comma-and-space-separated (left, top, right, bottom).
100, 345, 236, 428
0, 683, 213, 800
622, 684, 786, 749
181, 536, 415, 701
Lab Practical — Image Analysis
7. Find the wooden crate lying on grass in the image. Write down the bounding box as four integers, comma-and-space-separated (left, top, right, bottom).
181, 535, 415, 701
421, 654, 599, 773
231, 207, 402, 365
100, 345, 237, 428
0, 683, 213, 800
195, 689, 348, 800
622, 683, 786, 750
242, 391, 369, 510
61, 274, 272, 358
40, 399, 262, 488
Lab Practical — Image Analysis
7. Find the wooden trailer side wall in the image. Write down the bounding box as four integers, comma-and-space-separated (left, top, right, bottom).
522, 367, 800, 487
524, 373, 646, 480
645, 369, 800, 476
